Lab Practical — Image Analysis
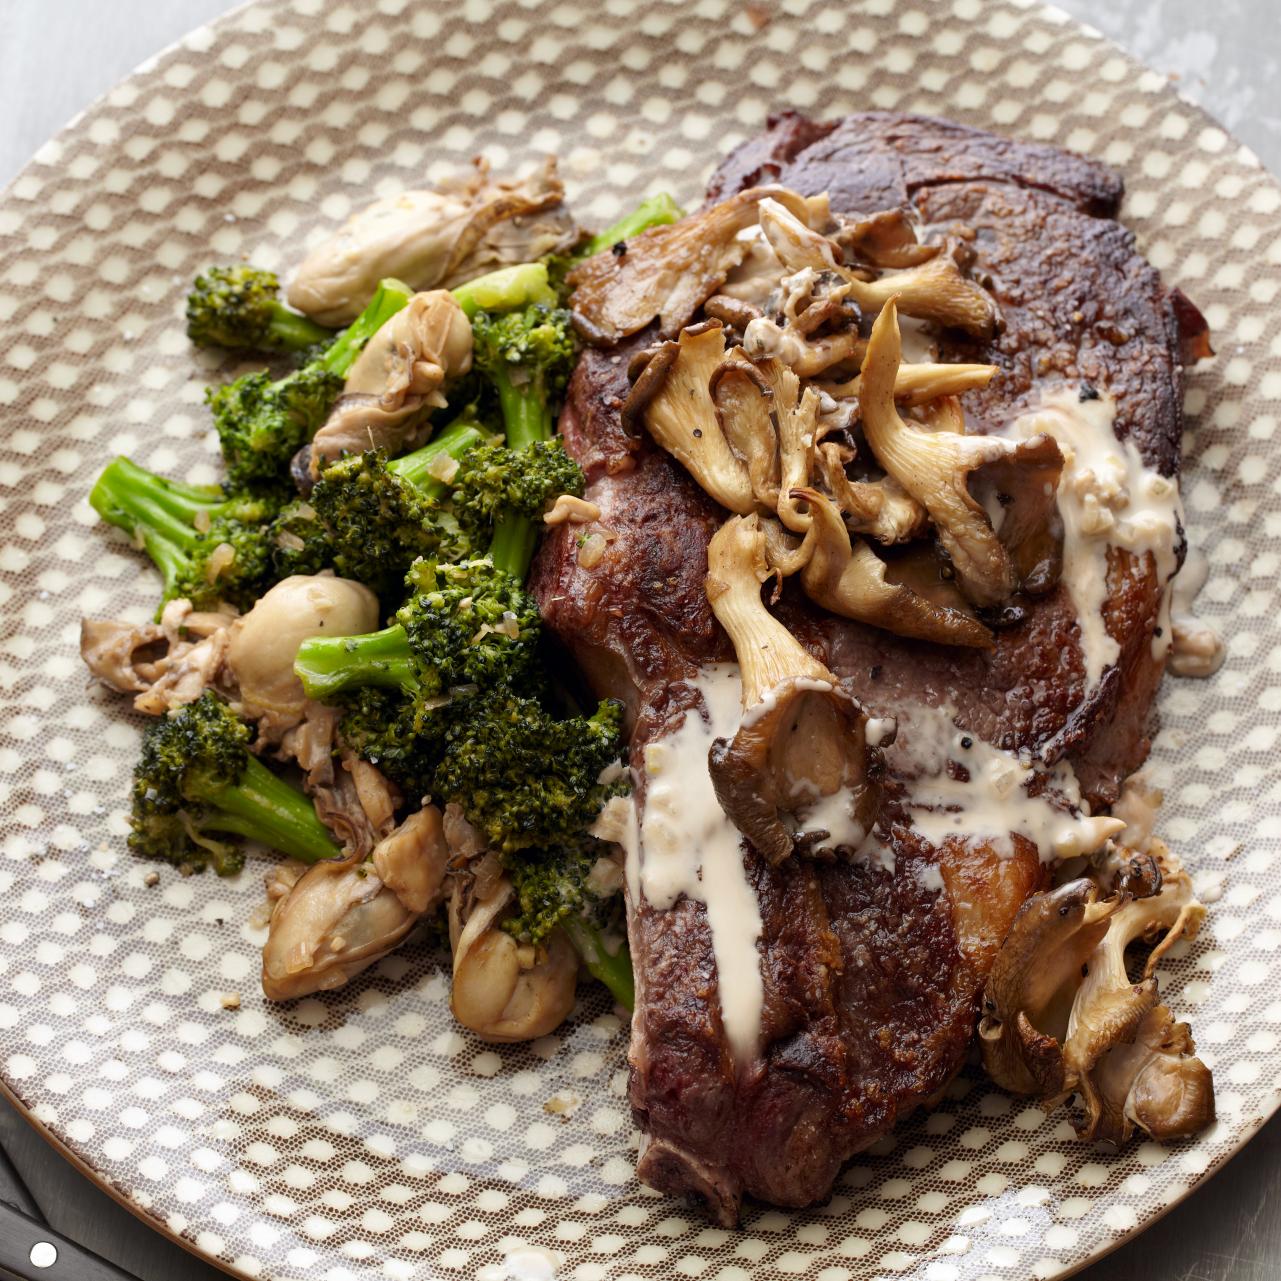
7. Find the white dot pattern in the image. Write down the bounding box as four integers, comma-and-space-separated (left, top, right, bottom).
1, 0, 1280, 1278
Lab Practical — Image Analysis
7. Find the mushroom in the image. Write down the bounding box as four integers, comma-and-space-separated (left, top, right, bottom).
859, 300, 1063, 607
709, 359, 781, 510
228, 573, 379, 722
623, 321, 757, 514
704, 513, 884, 863
288, 157, 573, 325
568, 186, 821, 343
755, 197, 999, 338
794, 487, 994, 648
448, 875, 579, 1042
261, 805, 450, 1001
820, 359, 998, 408
979, 849, 1214, 1145
834, 207, 942, 269
979, 878, 1121, 1098
1065, 845, 1208, 1141
739, 268, 867, 378
810, 445, 928, 545
309, 290, 473, 472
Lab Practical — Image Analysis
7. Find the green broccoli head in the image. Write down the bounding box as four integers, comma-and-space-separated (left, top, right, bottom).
268, 498, 334, 579
169, 491, 282, 612
398, 558, 542, 694
131, 692, 340, 874
308, 450, 473, 600
433, 692, 625, 853
186, 265, 333, 353
502, 839, 599, 945
337, 686, 449, 800
451, 439, 585, 540
206, 364, 342, 492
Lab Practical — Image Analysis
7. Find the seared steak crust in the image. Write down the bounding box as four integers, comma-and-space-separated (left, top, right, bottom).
531, 113, 1194, 1220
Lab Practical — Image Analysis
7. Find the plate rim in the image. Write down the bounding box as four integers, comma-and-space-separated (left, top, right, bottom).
0, 0, 1277, 1277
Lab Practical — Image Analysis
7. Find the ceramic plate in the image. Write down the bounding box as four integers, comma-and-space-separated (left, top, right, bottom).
1, 1, 1279, 1278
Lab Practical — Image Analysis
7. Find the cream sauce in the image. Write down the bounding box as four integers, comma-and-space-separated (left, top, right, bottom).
887, 703, 1124, 862
1007, 389, 1182, 690
1167, 547, 1225, 678
629, 665, 765, 1067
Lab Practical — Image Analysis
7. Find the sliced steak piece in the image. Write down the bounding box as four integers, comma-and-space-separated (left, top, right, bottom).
531, 113, 1200, 1220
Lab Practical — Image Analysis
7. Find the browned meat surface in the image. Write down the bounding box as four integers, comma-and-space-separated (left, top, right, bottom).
530, 112, 1198, 1221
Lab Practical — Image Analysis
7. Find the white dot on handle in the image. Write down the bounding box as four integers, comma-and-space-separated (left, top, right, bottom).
30, 1241, 58, 1268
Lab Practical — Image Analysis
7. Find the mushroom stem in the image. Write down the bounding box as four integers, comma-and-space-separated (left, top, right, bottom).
820, 360, 998, 407
795, 487, 994, 648
859, 299, 1061, 608
704, 514, 883, 863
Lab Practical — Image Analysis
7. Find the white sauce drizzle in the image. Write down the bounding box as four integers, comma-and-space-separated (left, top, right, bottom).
626, 665, 765, 1067
886, 703, 1124, 862
1167, 547, 1225, 678
1007, 389, 1182, 690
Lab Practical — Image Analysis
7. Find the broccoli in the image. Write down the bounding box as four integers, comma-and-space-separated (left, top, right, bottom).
580, 191, 684, 258
451, 438, 584, 557
432, 692, 624, 853
90, 455, 279, 612
130, 692, 341, 875
450, 261, 559, 319
469, 303, 580, 578
186, 265, 334, 353
305, 409, 495, 598
207, 277, 413, 491
294, 557, 541, 704
268, 497, 334, 579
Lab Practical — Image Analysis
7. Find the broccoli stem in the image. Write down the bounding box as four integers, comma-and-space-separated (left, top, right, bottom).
318, 277, 415, 377
582, 192, 684, 257
186, 754, 342, 864
90, 456, 224, 594
294, 625, 418, 701
486, 368, 553, 580
452, 263, 558, 319
386, 414, 492, 499
267, 307, 334, 352
562, 916, 634, 1011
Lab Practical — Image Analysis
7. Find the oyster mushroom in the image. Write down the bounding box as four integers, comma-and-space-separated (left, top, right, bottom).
310, 289, 473, 472
978, 878, 1121, 1098
795, 487, 994, 648
810, 443, 928, 545
860, 300, 1063, 607
622, 321, 756, 514
709, 358, 781, 509
979, 852, 1214, 1145
448, 875, 579, 1043
704, 513, 884, 864
834, 207, 942, 269
261, 805, 451, 1001
820, 359, 998, 408
288, 157, 574, 325
755, 197, 999, 338
568, 185, 821, 343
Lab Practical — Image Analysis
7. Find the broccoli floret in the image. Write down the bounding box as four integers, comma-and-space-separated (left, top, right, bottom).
468, 303, 580, 578
130, 692, 341, 874
206, 364, 342, 493
268, 498, 334, 579
206, 277, 413, 491
452, 439, 585, 550
294, 557, 540, 704
432, 692, 624, 853
304, 411, 492, 598
186, 265, 334, 353
90, 455, 280, 612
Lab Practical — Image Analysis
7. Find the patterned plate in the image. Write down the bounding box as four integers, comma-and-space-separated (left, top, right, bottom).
1, 1, 1279, 1278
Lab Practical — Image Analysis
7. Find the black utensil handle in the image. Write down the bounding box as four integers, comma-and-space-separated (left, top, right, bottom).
0, 1198, 134, 1281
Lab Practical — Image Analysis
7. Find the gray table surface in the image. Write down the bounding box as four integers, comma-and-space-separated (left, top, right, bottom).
0, 1, 1278, 1279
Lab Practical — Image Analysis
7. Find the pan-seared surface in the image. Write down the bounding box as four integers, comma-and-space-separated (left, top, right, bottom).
531, 112, 1194, 1220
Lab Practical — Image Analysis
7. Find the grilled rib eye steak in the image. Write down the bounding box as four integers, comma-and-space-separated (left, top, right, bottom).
531, 113, 1204, 1222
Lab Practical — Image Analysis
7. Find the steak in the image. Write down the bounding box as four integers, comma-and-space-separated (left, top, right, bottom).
531, 113, 1202, 1221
